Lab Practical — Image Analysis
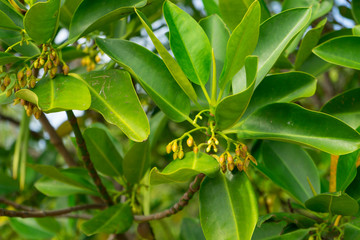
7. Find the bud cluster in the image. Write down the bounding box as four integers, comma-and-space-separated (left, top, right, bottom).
166, 135, 199, 160
14, 98, 41, 119
79, 45, 101, 72
218, 143, 257, 173
33, 44, 69, 79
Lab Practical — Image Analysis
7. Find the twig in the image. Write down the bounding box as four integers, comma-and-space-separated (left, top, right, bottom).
134, 173, 205, 222
0, 203, 105, 218
0, 197, 33, 211
0, 112, 41, 139
39, 113, 77, 167
66, 110, 114, 206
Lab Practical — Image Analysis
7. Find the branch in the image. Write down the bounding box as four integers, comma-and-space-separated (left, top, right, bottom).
134, 173, 205, 222
0, 112, 42, 139
66, 110, 114, 206
39, 113, 77, 167
0, 203, 105, 218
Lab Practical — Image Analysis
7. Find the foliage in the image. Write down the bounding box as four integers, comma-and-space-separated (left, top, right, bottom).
1, 0, 360, 239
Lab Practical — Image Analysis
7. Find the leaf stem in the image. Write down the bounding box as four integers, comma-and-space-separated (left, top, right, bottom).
133, 173, 205, 222
66, 110, 114, 206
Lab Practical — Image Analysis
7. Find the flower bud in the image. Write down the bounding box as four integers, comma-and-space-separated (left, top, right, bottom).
228, 161, 235, 171
4, 75, 10, 87
33, 60, 39, 68
219, 154, 225, 164
95, 55, 101, 63
186, 136, 193, 147
26, 68, 32, 78
30, 77, 36, 88
173, 151, 178, 160
63, 65, 69, 75
39, 57, 45, 66
34, 109, 42, 119
6, 89, 12, 97
193, 146, 198, 154
221, 163, 227, 173
0, 84, 6, 92
13, 98, 20, 105
247, 155, 257, 165
236, 160, 243, 172
235, 148, 241, 156
166, 143, 172, 154
171, 141, 178, 152
206, 145, 211, 152
20, 99, 26, 106
178, 150, 184, 159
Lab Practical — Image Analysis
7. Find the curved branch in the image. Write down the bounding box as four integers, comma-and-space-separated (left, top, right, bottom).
39, 113, 77, 167
66, 110, 114, 206
134, 173, 205, 222
0, 203, 105, 218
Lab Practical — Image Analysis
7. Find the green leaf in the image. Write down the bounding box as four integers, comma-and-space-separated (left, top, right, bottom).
0, 29, 40, 56
149, 111, 168, 150
150, 152, 219, 185
336, 149, 360, 191
321, 88, 360, 129
15, 74, 91, 113
294, 18, 327, 69
32, 166, 98, 197
83, 127, 123, 177
69, 0, 146, 41
232, 8, 311, 93
242, 72, 316, 120
180, 218, 205, 240
59, 0, 82, 28
0, 10, 21, 31
199, 171, 258, 240
163, 1, 211, 86
9, 218, 56, 239
257, 212, 316, 228
202, 0, 221, 16
264, 229, 309, 240
0, 173, 19, 194
254, 141, 320, 203
70, 70, 149, 142
123, 141, 150, 185
346, 168, 360, 201
353, 25, 360, 36
219, 0, 254, 30
0, 0, 23, 28
252, 222, 287, 240
313, 36, 360, 70
305, 192, 359, 216
80, 203, 133, 236
216, 56, 258, 130
352, 0, 360, 24
228, 103, 360, 155
24, 0, 60, 44
344, 218, 360, 240
219, 1, 260, 91
0, 52, 24, 65
96, 38, 190, 122
135, 9, 198, 104
199, 14, 230, 83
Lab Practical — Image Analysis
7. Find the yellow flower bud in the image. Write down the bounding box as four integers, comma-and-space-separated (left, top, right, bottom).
166, 143, 172, 154
173, 151, 178, 160
172, 141, 178, 152
63, 65, 69, 75
178, 150, 184, 159
186, 136, 193, 147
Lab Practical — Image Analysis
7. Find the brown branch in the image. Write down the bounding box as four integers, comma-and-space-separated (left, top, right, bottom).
0, 197, 33, 211
0, 203, 105, 218
134, 173, 205, 222
0, 112, 42, 139
66, 110, 114, 206
39, 113, 77, 167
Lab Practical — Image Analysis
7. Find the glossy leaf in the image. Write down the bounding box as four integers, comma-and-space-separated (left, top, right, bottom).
149, 111, 168, 150
123, 141, 150, 185
254, 141, 320, 203
9, 218, 57, 239
69, 0, 146, 41
202, 0, 221, 16
336, 150, 359, 192
265, 229, 309, 240
233, 8, 311, 93
96, 38, 190, 122
80, 203, 133, 235
321, 88, 360, 129
0, 0, 23, 28
218, 0, 254, 30
0, 29, 40, 56
216, 56, 258, 130
32, 166, 98, 196
352, 0, 360, 24
344, 218, 360, 240
150, 152, 219, 185
163, 1, 211, 86
353, 25, 360, 35
305, 192, 359, 216
15, 74, 91, 113
0, 52, 24, 65
219, 1, 260, 90
180, 218, 205, 240
257, 212, 316, 228
135, 9, 198, 104
199, 171, 258, 240
229, 103, 360, 155
70, 70, 149, 142
313, 36, 360, 70
0, 10, 21, 31
199, 14, 230, 82
346, 168, 360, 201
24, 0, 60, 44
83, 127, 123, 177
295, 18, 327, 69
242, 72, 316, 119
59, 0, 82, 28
